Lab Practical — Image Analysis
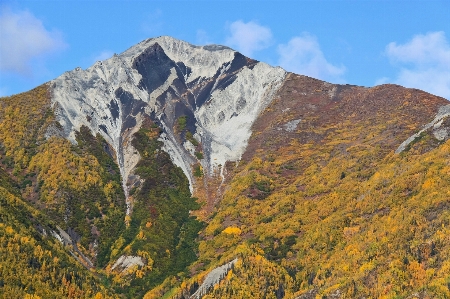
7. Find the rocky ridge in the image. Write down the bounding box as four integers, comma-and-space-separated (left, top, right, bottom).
50, 36, 286, 212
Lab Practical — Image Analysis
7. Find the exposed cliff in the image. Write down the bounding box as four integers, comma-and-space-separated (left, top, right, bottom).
50, 36, 286, 212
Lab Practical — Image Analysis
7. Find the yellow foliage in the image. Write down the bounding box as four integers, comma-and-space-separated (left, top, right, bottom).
5, 226, 13, 235
28, 137, 102, 202
103, 181, 115, 198
24, 294, 42, 299
0, 85, 53, 169
222, 226, 241, 235
359, 261, 375, 273
422, 178, 434, 189
94, 293, 104, 299
343, 226, 360, 238
135, 269, 144, 279
194, 108, 450, 297
225, 269, 233, 280
0, 186, 112, 298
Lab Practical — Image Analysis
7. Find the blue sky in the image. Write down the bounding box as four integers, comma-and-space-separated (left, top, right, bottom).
1, 1, 449, 99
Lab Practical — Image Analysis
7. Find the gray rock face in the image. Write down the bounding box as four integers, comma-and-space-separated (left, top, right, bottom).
396, 104, 450, 153
190, 258, 237, 299
111, 255, 145, 273
50, 36, 286, 212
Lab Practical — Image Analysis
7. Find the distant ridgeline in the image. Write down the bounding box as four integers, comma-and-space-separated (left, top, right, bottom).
1, 36, 450, 298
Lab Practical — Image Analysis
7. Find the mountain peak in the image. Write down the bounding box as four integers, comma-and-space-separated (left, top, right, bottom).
50, 36, 286, 205
138, 35, 234, 51
119, 36, 238, 84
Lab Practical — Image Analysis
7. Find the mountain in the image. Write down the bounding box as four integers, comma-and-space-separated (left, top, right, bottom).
1, 36, 450, 299
50, 36, 285, 206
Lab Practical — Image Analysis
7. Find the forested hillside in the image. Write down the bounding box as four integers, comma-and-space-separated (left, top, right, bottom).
0, 166, 115, 298
1, 69, 450, 299
0, 85, 202, 298
160, 76, 450, 298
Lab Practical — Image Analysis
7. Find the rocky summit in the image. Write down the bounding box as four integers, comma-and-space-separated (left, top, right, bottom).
51, 36, 285, 200
1, 36, 450, 299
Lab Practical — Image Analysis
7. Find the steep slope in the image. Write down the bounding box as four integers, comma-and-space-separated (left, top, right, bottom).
0, 166, 116, 298
169, 75, 450, 298
0, 84, 204, 298
0, 37, 286, 297
50, 36, 286, 211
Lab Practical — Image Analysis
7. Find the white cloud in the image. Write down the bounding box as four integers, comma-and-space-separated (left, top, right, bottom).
385, 31, 450, 99
386, 31, 450, 66
93, 50, 114, 62
0, 7, 66, 75
225, 20, 272, 57
196, 29, 212, 45
277, 33, 346, 83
